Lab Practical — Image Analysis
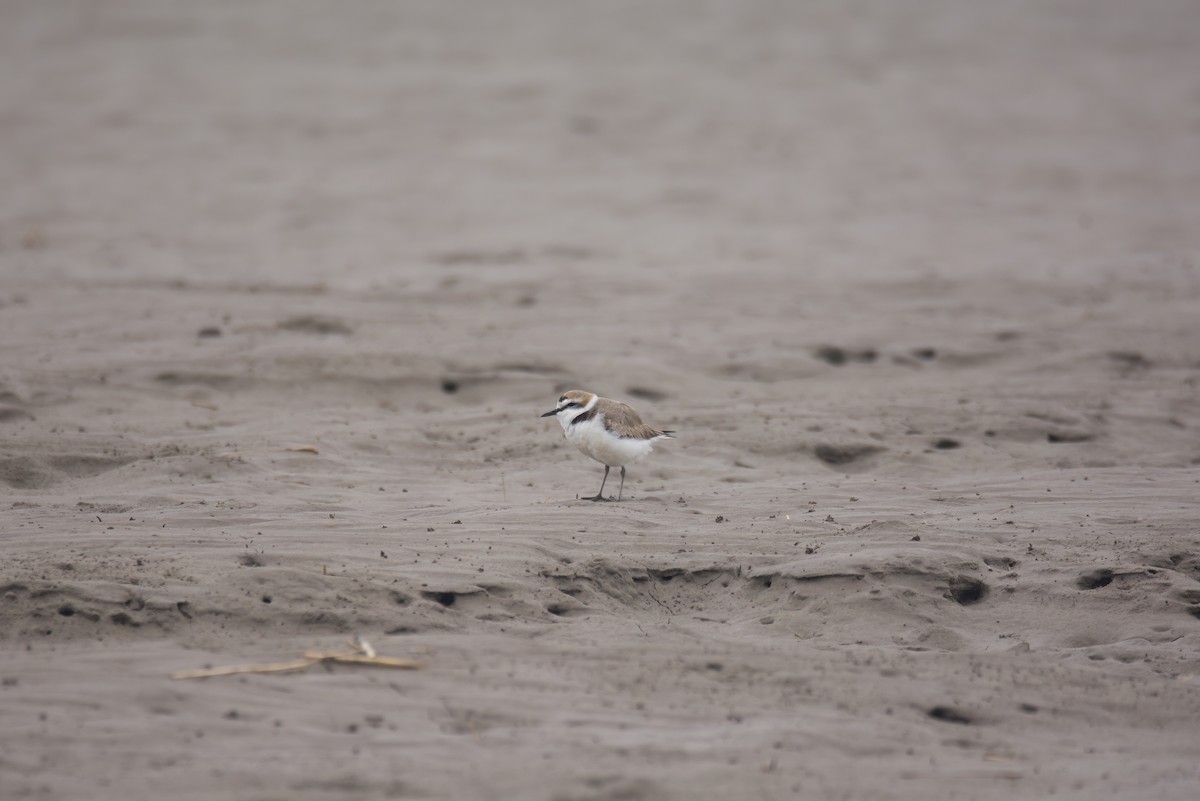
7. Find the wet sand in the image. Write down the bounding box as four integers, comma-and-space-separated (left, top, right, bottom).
3, 1, 1200, 799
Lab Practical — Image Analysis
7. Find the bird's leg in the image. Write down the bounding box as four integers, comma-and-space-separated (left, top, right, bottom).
586, 465, 611, 502
617, 466, 626, 501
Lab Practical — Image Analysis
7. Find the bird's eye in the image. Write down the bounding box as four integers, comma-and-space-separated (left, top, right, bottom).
559, 395, 567, 402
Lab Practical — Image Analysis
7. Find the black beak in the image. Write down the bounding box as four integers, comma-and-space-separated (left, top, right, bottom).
541, 409, 559, 417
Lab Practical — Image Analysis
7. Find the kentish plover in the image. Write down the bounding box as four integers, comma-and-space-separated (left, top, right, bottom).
541, 390, 674, 501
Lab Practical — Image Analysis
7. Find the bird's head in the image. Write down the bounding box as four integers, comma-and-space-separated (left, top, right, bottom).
541, 390, 596, 418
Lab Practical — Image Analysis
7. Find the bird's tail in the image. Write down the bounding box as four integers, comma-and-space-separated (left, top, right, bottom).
660, 430, 676, 438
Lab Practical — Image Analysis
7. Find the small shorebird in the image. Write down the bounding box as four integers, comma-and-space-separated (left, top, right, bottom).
541, 390, 674, 501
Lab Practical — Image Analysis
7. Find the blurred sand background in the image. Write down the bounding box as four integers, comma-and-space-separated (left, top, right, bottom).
3, 1, 1200, 799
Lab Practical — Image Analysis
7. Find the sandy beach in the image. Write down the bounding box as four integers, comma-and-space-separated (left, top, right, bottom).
3, 1, 1200, 799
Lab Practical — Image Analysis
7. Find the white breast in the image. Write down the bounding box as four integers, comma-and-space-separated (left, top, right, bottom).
560, 414, 661, 467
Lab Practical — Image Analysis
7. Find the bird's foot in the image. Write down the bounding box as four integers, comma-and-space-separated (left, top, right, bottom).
584, 494, 613, 502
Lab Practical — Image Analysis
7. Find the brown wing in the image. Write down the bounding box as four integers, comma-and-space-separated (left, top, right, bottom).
599, 399, 670, 440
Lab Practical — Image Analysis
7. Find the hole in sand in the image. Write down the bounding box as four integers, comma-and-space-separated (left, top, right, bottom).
947, 577, 987, 605
813, 444, 885, 466
1108, 351, 1151, 371
58, 604, 75, 617
626, 387, 668, 402
648, 568, 684, 583
815, 346, 848, 366
1076, 569, 1114, 590
1048, 431, 1094, 443
814, 346, 877, 366
422, 591, 457, 607
927, 706, 973, 725
277, 315, 352, 335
